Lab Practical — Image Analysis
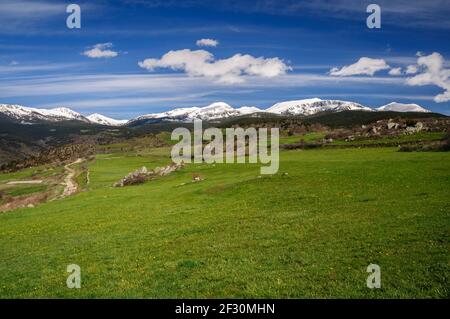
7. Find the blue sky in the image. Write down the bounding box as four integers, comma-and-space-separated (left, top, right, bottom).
0, 0, 449, 119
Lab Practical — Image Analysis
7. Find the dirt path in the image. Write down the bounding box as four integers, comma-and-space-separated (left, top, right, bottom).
7, 180, 43, 185
1, 158, 87, 212
61, 158, 84, 197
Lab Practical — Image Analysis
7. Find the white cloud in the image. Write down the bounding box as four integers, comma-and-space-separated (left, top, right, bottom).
196, 38, 219, 47
138, 49, 291, 84
405, 65, 418, 74
388, 67, 402, 76
0, 62, 84, 74
329, 57, 390, 76
82, 43, 119, 59
406, 52, 450, 102
0, 72, 404, 101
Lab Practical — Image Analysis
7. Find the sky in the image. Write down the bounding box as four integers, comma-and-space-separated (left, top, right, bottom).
0, 0, 449, 119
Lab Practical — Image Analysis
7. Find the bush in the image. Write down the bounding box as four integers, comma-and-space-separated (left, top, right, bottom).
281, 141, 323, 150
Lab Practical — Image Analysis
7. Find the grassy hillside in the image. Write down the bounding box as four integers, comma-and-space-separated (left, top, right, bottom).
219, 111, 447, 129
302, 111, 447, 128
0, 147, 449, 298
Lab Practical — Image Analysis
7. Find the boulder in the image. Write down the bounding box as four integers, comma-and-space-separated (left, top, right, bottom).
416, 122, 424, 131
387, 122, 400, 130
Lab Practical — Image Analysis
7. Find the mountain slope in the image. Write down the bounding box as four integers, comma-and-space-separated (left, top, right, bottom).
267, 98, 373, 116
134, 102, 245, 123
236, 106, 263, 114
376, 102, 431, 113
87, 113, 128, 126
0, 104, 89, 123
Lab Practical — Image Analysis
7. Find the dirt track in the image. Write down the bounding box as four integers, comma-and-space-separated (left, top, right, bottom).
61, 158, 84, 197
0, 158, 86, 213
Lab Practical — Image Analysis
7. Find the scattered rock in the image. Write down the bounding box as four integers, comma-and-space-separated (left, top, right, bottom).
345, 135, 355, 142
387, 122, 400, 130
406, 126, 419, 134
192, 173, 203, 182
416, 122, 424, 131
371, 127, 379, 135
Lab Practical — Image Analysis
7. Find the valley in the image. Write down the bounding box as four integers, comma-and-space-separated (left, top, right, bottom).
0, 142, 448, 298
0, 101, 449, 298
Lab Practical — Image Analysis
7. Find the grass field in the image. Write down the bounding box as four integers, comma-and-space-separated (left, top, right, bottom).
0, 147, 449, 298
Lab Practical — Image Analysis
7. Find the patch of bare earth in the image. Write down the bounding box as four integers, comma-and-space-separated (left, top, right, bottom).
0, 158, 86, 213
0, 192, 51, 212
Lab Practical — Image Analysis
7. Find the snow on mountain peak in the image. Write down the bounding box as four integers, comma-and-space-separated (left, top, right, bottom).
136, 102, 240, 122
235, 106, 262, 114
191, 102, 239, 120
267, 98, 372, 115
30, 106, 87, 121
87, 113, 128, 126
0, 104, 88, 122
376, 102, 431, 113
0, 99, 437, 126
202, 101, 233, 110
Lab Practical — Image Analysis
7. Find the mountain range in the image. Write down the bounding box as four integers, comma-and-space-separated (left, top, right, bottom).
0, 99, 432, 127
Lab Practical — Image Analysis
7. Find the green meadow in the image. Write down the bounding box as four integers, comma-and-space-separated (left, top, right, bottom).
0, 147, 449, 298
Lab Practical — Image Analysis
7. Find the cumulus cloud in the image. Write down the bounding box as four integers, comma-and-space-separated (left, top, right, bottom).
329, 57, 390, 76
406, 52, 450, 102
196, 38, 219, 47
82, 43, 118, 58
138, 49, 291, 84
388, 67, 402, 76
405, 65, 418, 74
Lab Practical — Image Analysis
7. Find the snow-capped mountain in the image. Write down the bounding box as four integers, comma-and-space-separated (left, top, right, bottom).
135, 102, 254, 123
0, 104, 89, 123
0, 99, 436, 126
33, 107, 88, 122
376, 102, 431, 113
266, 98, 373, 116
235, 106, 263, 114
188, 102, 241, 121
87, 113, 128, 126
0, 104, 128, 126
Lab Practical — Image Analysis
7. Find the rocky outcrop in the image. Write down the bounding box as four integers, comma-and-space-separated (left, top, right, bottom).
405, 122, 424, 134
113, 162, 184, 187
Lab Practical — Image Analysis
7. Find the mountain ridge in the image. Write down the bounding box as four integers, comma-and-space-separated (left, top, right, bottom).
376, 102, 431, 113
0, 99, 435, 126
